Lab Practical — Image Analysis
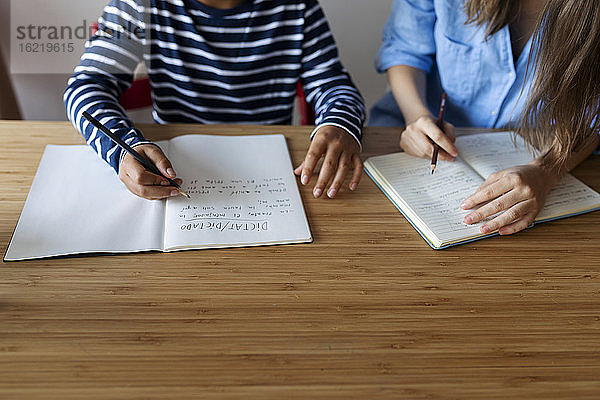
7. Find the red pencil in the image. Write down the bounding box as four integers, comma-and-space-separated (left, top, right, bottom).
431, 92, 447, 175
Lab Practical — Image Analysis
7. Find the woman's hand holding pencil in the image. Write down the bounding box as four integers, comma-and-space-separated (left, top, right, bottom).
399, 95, 457, 167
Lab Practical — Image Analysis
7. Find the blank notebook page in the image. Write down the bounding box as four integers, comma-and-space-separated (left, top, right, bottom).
4, 145, 164, 261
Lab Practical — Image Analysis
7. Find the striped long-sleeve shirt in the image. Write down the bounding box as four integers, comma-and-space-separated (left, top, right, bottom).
64, 0, 366, 172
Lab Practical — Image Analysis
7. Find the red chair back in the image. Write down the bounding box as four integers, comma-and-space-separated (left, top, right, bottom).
119, 77, 153, 110
296, 82, 316, 125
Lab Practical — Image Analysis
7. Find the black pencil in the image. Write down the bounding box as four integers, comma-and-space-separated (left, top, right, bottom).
431, 92, 447, 175
82, 111, 190, 198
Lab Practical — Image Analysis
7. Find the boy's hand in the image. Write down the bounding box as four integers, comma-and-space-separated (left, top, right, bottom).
294, 126, 363, 198
118, 144, 183, 200
401, 115, 458, 161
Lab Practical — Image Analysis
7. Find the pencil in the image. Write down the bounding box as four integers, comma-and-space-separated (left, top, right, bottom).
82, 111, 190, 198
431, 92, 447, 175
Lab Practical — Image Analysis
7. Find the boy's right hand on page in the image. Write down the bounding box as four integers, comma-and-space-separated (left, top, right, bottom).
294, 125, 363, 199
119, 144, 183, 200
400, 116, 458, 161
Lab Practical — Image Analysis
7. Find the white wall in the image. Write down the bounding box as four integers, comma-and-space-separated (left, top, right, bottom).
320, 0, 392, 113
0, 0, 107, 121
0, 0, 392, 121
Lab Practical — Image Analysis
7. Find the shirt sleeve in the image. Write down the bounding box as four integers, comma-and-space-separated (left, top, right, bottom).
63, 0, 151, 173
375, 0, 437, 74
300, 0, 366, 147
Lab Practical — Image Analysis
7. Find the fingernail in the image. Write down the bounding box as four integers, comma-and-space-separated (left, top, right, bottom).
464, 216, 472, 224
327, 188, 336, 198
161, 180, 170, 186
461, 201, 468, 209
481, 225, 490, 233
171, 190, 179, 196
314, 188, 322, 198
167, 168, 176, 177
301, 174, 309, 185
350, 183, 358, 191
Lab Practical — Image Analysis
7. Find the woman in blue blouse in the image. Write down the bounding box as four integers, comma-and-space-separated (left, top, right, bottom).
371, 0, 600, 235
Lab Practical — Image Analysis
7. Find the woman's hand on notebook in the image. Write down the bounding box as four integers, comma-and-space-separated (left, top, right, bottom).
119, 144, 183, 200
294, 125, 363, 199
461, 163, 559, 235
400, 116, 458, 161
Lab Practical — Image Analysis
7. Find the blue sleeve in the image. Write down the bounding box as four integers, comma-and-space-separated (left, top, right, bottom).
300, 0, 366, 146
64, 0, 151, 173
375, 0, 436, 74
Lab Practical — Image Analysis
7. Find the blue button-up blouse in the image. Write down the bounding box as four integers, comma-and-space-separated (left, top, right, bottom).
370, 0, 534, 129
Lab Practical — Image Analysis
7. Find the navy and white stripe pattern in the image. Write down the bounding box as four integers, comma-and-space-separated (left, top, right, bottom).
64, 0, 366, 172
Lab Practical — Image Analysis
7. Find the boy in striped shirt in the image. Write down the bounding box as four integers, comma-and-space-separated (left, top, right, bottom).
64, 0, 366, 200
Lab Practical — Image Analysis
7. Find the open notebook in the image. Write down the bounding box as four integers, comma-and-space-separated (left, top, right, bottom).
365, 131, 600, 249
4, 134, 312, 261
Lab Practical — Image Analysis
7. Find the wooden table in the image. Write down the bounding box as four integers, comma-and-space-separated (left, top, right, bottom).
1, 121, 599, 399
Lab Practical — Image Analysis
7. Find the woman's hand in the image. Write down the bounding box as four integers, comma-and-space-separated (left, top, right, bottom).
294, 125, 363, 199
461, 163, 560, 235
118, 144, 183, 200
400, 115, 458, 161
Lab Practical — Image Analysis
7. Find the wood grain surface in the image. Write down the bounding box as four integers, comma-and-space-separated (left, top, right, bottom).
1, 121, 599, 399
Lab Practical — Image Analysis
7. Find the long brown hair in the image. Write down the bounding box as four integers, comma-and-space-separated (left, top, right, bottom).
465, 0, 600, 171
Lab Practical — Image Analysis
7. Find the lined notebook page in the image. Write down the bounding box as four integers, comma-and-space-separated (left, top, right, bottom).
366, 153, 485, 246
454, 131, 532, 177
162, 134, 312, 251
455, 131, 600, 221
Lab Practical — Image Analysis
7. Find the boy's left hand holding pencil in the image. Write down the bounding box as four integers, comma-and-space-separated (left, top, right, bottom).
119, 144, 184, 200
82, 111, 186, 201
